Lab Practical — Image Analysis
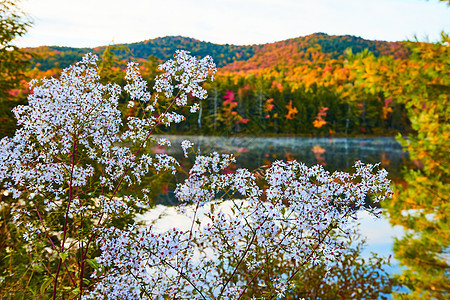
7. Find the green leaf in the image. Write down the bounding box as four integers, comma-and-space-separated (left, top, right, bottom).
40, 277, 53, 296
71, 287, 80, 296
86, 258, 100, 271
59, 252, 68, 263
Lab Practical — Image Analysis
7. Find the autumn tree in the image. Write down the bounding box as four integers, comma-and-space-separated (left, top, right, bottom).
350, 34, 449, 299
0, 0, 31, 137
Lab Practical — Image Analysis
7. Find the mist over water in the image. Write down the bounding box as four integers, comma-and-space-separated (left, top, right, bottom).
161, 136, 409, 179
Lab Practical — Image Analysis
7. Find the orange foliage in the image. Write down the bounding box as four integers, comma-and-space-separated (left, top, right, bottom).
217, 33, 409, 97
382, 98, 393, 119
271, 81, 284, 92
285, 100, 298, 120
313, 107, 328, 128
312, 145, 326, 165
265, 98, 274, 113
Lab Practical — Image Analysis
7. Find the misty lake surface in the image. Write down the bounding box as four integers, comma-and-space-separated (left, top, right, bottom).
145, 136, 407, 282
161, 135, 409, 179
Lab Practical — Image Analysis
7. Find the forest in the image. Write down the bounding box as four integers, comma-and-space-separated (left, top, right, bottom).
0, 0, 448, 298
2, 33, 414, 138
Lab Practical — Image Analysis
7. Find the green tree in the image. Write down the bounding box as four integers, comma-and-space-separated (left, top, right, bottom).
389, 36, 449, 300
350, 34, 449, 299
0, 0, 31, 137
0, 2, 36, 297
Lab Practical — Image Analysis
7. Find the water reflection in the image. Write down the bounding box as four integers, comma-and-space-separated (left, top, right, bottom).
151, 135, 406, 289
160, 135, 409, 180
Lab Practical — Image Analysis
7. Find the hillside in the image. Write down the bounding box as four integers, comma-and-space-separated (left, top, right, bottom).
7, 33, 414, 139
25, 36, 255, 71
220, 33, 408, 74
26, 33, 408, 72
111, 36, 256, 67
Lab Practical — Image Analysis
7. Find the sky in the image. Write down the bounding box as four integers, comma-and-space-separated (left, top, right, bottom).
137, 203, 404, 261
14, 0, 450, 48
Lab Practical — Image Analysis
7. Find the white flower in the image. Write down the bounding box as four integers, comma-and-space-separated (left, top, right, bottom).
0, 50, 393, 300
190, 103, 200, 113
181, 140, 194, 157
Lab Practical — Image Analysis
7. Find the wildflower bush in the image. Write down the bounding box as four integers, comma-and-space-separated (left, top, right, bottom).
0, 51, 392, 299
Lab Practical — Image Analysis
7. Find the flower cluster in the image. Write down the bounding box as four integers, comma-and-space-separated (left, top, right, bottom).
0, 50, 216, 298
86, 157, 392, 299
181, 140, 194, 158
0, 50, 392, 299
154, 50, 216, 107
0, 50, 215, 218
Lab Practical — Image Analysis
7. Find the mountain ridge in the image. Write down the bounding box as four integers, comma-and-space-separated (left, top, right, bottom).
25, 33, 409, 71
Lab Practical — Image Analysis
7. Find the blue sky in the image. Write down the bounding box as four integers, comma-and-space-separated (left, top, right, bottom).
15, 0, 450, 48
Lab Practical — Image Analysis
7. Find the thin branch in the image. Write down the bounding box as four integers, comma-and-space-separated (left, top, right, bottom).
142, 246, 208, 300
80, 91, 182, 294
34, 205, 76, 286
53, 139, 77, 300
218, 220, 265, 300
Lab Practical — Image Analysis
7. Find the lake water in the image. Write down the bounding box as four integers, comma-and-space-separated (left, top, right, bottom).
159, 135, 408, 180
144, 136, 407, 295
